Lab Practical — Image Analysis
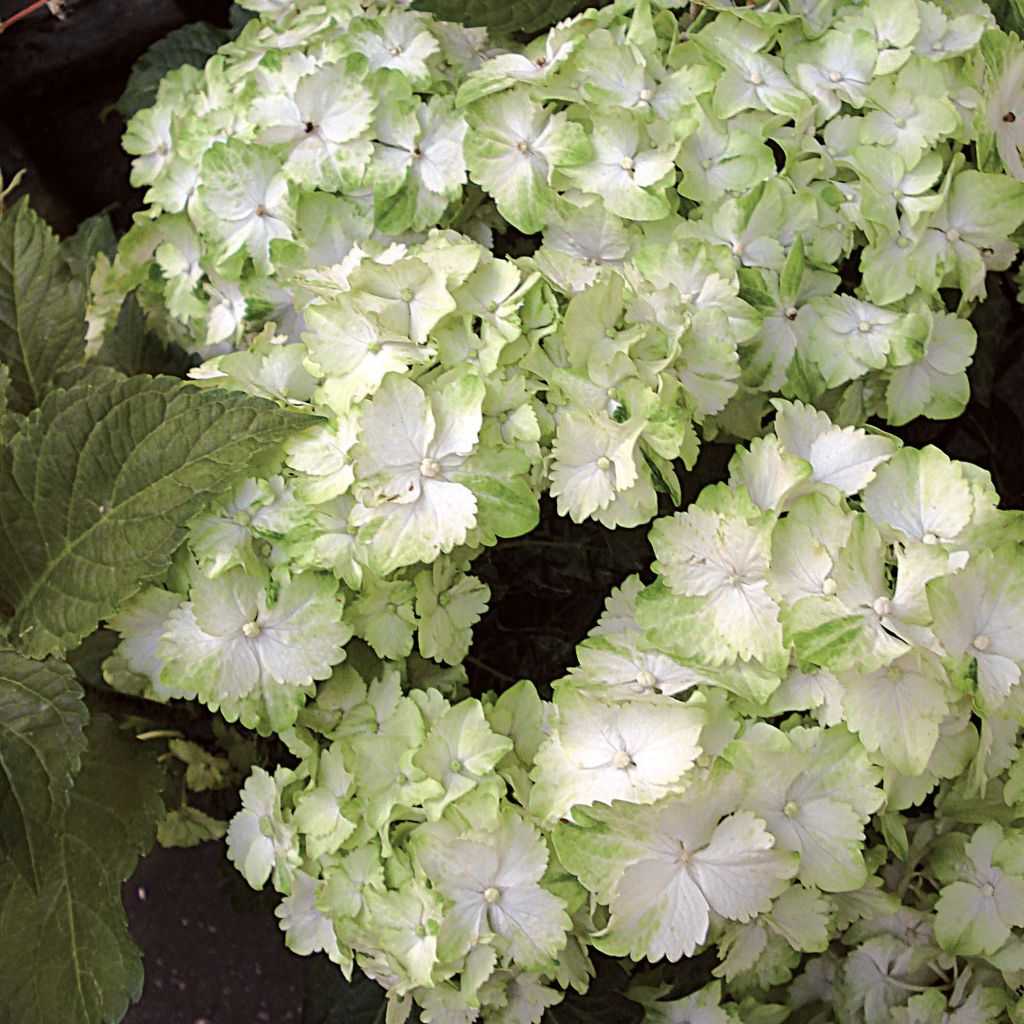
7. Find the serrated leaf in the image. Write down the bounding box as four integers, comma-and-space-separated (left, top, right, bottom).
0, 648, 87, 888
0, 363, 23, 443
157, 804, 227, 848
0, 198, 87, 413
0, 374, 316, 658
412, 0, 586, 35
0, 715, 165, 1024
95, 294, 191, 378
112, 21, 231, 120
988, 0, 1024, 32
62, 213, 117, 288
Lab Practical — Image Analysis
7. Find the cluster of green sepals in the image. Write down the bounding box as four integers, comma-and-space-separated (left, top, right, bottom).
117, 392, 1024, 1023
8, 0, 1022, 1020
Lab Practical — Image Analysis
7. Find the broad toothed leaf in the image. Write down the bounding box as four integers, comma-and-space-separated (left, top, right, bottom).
0, 375, 313, 658
0, 199, 87, 413
0, 649, 87, 888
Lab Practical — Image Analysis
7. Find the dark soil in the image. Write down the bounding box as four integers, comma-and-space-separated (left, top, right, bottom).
121, 843, 306, 1024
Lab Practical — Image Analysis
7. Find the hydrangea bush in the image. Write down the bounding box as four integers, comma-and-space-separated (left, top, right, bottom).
112, 391, 1024, 1022
91, 0, 1024, 536
2, 0, 1021, 1021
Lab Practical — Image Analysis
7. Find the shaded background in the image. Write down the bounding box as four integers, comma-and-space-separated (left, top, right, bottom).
2, 1, 1023, 1022
0, 0, 232, 233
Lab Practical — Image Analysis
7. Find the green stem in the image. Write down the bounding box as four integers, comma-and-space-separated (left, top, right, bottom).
466, 655, 517, 684
84, 684, 201, 733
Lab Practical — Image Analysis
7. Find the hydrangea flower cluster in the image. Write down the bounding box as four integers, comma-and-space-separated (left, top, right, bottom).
461, 0, 1024, 429
92, 0, 1024, 442
109, 395, 1024, 1022
93, 0, 1024, 1021
88, 0, 493, 350
551, 400, 1024, 1020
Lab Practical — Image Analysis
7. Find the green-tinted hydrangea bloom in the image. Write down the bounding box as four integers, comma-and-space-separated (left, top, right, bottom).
95, 2, 1024, 1021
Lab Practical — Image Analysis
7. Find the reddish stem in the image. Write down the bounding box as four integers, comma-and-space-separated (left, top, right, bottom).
0, 0, 53, 33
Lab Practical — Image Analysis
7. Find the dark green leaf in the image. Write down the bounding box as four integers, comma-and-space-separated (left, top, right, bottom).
49, 361, 127, 394
412, 0, 586, 36
988, 0, 1024, 32
302, 959, 388, 1024
0, 715, 164, 1024
112, 22, 231, 120
0, 363, 23, 443
62, 212, 117, 288
0, 649, 87, 888
0, 374, 317, 658
95, 293, 192, 378
0, 198, 86, 412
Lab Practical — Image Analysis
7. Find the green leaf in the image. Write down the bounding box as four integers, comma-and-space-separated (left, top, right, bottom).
779, 234, 805, 302
62, 213, 117, 289
0, 198, 87, 413
0, 648, 87, 888
988, 0, 1024, 33
0, 715, 165, 1024
95, 294, 191, 378
157, 804, 227, 848
0, 374, 316, 658
411, 0, 586, 35
0, 363, 23, 443
112, 21, 231, 120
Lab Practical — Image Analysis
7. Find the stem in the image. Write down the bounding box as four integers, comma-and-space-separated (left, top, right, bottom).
490, 538, 584, 551
466, 655, 517, 684
84, 684, 201, 733
447, 188, 485, 234
135, 729, 184, 742
0, 0, 52, 33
